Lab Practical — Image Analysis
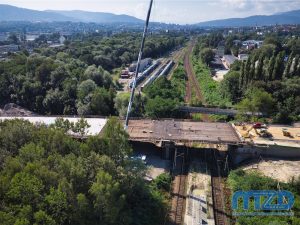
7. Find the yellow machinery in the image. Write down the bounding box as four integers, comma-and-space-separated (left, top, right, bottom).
282, 128, 293, 138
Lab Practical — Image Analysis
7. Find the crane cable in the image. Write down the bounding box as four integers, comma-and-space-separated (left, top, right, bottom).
124, 0, 154, 130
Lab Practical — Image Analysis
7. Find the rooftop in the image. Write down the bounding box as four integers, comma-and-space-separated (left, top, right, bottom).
0, 116, 107, 136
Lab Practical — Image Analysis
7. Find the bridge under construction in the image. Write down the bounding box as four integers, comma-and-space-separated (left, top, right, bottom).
126, 119, 242, 150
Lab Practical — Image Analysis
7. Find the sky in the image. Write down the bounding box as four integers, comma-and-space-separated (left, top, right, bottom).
0, 0, 300, 24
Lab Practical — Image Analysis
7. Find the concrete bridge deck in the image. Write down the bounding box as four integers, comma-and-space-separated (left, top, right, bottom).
0, 116, 242, 149
127, 119, 242, 148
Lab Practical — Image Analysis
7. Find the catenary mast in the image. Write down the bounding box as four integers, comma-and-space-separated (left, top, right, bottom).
124, 0, 154, 129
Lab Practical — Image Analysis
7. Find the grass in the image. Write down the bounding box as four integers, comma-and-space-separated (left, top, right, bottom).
192, 57, 232, 108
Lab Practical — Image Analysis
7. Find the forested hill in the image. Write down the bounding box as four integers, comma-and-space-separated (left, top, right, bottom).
46, 10, 143, 24
195, 9, 300, 27
0, 4, 143, 24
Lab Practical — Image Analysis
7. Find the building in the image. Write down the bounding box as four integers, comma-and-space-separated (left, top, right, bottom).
211, 56, 224, 69
233, 40, 241, 46
129, 58, 152, 73
222, 55, 237, 69
59, 35, 66, 44
242, 40, 264, 49
0, 33, 8, 41
216, 46, 225, 58
26, 34, 39, 42
120, 69, 130, 79
238, 54, 249, 61
0, 44, 19, 57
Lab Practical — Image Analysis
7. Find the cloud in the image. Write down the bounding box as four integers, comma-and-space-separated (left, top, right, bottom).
219, 0, 300, 13
220, 0, 252, 10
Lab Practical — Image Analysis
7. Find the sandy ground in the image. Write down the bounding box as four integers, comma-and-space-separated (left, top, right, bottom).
234, 124, 300, 148
213, 70, 229, 82
235, 124, 300, 141
185, 159, 215, 225
132, 143, 170, 181
242, 158, 300, 183
118, 78, 132, 92
146, 155, 170, 180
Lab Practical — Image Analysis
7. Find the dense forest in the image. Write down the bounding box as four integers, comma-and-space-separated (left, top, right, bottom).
228, 169, 300, 225
0, 32, 186, 116
0, 118, 171, 225
194, 33, 300, 123
143, 62, 186, 118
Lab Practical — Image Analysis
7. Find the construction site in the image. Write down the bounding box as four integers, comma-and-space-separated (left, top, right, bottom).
1, 114, 300, 225
126, 119, 300, 225
126, 119, 241, 147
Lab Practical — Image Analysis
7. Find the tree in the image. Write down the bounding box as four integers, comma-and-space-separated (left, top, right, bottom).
89, 170, 126, 224
114, 92, 146, 118
220, 71, 241, 103
237, 88, 275, 116
7, 172, 44, 205
18, 143, 45, 164
200, 48, 215, 65
267, 55, 276, 81
90, 88, 113, 116
33, 210, 55, 225
44, 188, 69, 225
43, 89, 65, 114
77, 79, 97, 101
102, 117, 131, 163
272, 51, 285, 80
145, 96, 179, 118
72, 118, 90, 137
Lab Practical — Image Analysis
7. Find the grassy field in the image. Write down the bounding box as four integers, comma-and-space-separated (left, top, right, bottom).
192, 57, 232, 108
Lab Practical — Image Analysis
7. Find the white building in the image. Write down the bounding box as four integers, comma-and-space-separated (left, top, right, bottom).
129, 58, 152, 73
238, 54, 249, 61
59, 36, 66, 45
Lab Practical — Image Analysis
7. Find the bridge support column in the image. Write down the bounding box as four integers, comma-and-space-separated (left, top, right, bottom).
162, 141, 174, 160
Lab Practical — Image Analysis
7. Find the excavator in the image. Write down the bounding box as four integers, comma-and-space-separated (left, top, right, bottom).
242, 123, 272, 139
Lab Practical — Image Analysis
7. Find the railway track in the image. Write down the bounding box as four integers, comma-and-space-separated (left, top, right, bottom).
184, 41, 205, 104
169, 150, 187, 225
184, 40, 211, 121
211, 151, 228, 225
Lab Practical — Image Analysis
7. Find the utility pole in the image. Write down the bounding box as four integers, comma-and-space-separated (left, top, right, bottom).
124, 0, 154, 130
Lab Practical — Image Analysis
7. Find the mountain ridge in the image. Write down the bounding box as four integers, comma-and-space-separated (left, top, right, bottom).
0, 4, 143, 24
195, 10, 300, 27
1, 4, 300, 26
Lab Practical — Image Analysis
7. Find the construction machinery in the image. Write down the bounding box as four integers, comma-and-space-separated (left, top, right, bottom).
282, 128, 293, 138
242, 123, 272, 139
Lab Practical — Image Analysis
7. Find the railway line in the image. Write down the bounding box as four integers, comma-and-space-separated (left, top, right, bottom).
184, 40, 211, 121
169, 149, 187, 225
211, 151, 229, 225
184, 40, 205, 104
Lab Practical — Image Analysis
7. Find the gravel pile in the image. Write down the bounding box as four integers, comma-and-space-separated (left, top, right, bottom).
0, 103, 36, 117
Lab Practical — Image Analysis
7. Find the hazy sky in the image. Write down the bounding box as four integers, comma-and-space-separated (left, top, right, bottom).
1, 0, 300, 24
